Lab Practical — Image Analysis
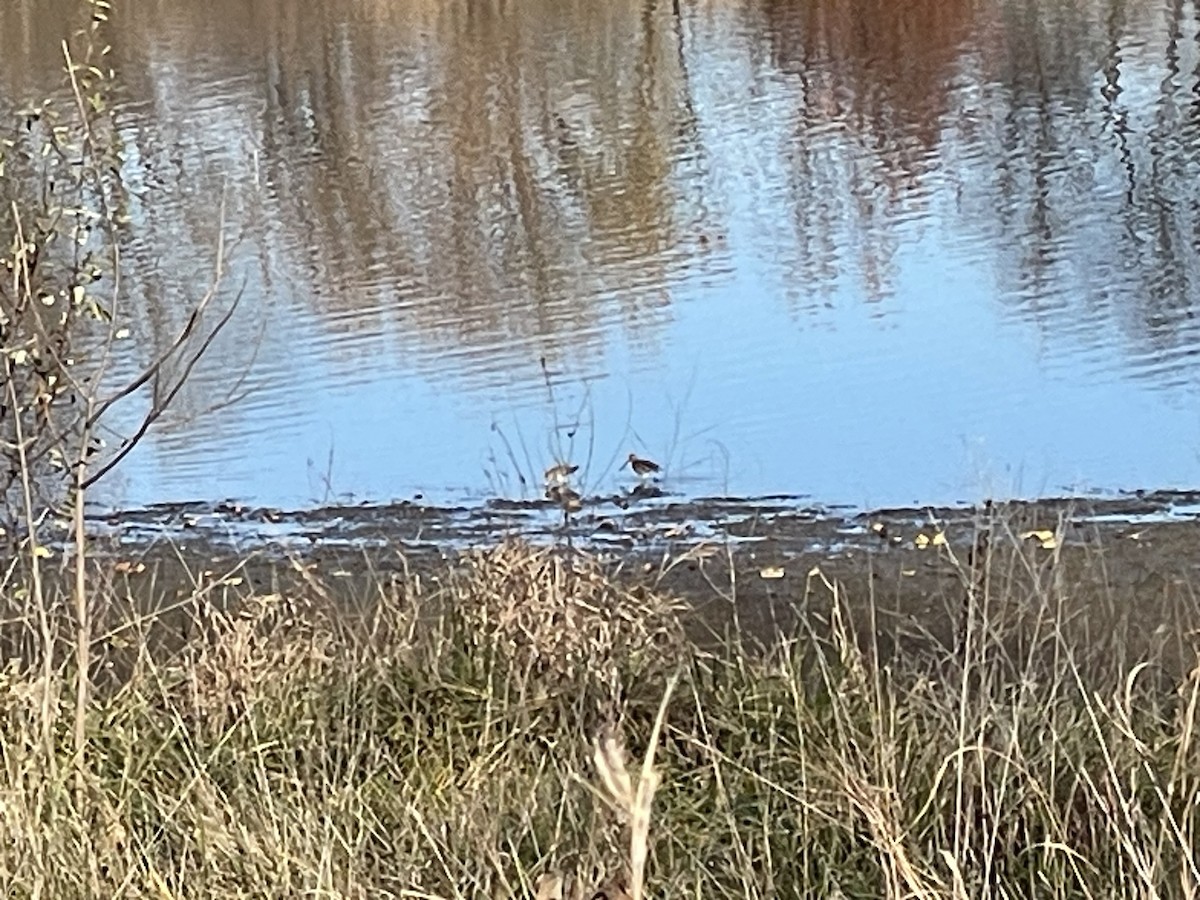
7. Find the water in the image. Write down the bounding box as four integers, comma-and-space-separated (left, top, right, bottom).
4, 0, 1200, 513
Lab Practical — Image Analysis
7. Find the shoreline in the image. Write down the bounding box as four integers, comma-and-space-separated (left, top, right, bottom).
80, 486, 1200, 553
55, 486, 1200, 677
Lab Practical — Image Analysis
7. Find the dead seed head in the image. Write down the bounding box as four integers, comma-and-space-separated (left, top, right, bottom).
456, 540, 685, 686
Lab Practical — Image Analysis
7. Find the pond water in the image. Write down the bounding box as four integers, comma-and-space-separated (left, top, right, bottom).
4, 0, 1200, 513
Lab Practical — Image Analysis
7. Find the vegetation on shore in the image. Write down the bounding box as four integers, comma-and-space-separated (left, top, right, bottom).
2, 532, 1198, 899
2, 5, 1198, 898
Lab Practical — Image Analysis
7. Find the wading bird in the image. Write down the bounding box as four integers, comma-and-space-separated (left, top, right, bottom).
545, 482, 583, 514
543, 462, 579, 485
626, 453, 661, 478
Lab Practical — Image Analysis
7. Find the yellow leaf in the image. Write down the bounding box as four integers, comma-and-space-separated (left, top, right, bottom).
759, 566, 785, 580
32, 545, 51, 559
1020, 529, 1058, 550
931, 531, 947, 547
914, 533, 930, 549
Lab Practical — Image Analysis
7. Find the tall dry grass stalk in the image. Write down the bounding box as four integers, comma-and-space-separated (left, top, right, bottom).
591, 674, 678, 900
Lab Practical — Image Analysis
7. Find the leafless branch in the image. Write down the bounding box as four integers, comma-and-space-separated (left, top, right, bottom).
81, 283, 243, 490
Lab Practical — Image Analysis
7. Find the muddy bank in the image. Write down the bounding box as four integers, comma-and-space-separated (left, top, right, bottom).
65, 489, 1200, 672
80, 487, 1200, 555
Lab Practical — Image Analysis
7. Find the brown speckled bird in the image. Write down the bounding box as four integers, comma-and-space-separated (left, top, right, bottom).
626, 453, 661, 477
545, 482, 583, 513
543, 462, 579, 484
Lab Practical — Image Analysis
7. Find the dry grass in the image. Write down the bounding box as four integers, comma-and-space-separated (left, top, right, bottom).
452, 541, 686, 708
0, 533, 1198, 899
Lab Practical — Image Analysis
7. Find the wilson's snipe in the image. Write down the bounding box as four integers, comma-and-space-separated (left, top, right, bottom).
626, 453, 661, 477
543, 462, 579, 484
545, 482, 583, 513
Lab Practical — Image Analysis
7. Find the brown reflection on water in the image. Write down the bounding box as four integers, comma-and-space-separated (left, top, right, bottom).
104, 0, 704, 383
765, 0, 971, 149
4, 0, 1197, 373
964, 0, 1200, 381
761, 0, 976, 304
3, 0, 1200, 504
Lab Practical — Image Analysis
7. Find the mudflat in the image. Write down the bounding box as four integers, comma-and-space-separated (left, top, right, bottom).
79, 489, 1200, 672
